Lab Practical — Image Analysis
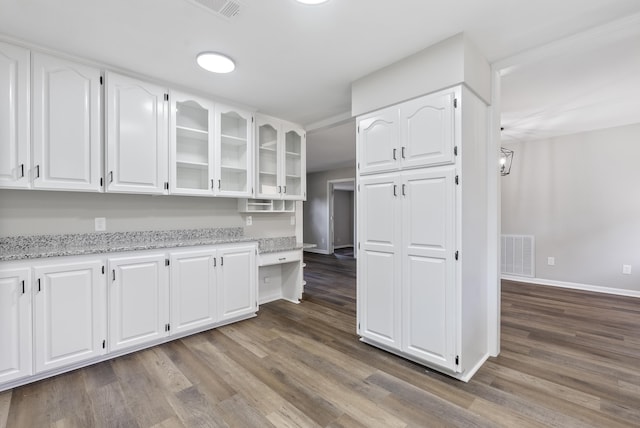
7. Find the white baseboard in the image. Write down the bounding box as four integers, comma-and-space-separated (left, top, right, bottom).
303, 248, 330, 255
502, 275, 640, 298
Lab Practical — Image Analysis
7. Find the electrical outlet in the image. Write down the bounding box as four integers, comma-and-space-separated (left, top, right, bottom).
246, 215, 252, 226
290, 216, 295, 226
95, 217, 106, 231
547, 257, 555, 266
623, 265, 632, 275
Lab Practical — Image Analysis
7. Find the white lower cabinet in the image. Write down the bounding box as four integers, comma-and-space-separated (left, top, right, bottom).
169, 244, 257, 332
108, 253, 169, 352
0, 267, 32, 384
217, 244, 257, 322
33, 259, 106, 373
0, 242, 259, 391
170, 249, 217, 335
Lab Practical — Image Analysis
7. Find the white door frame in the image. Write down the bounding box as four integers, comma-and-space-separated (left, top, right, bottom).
327, 178, 356, 256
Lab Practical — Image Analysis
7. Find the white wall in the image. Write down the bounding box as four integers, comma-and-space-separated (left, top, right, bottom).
303, 166, 356, 252
0, 190, 295, 238
501, 123, 640, 292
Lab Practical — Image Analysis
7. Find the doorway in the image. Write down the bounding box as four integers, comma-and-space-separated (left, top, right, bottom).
327, 178, 356, 258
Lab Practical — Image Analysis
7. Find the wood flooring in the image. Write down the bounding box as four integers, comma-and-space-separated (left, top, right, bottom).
1, 252, 639, 427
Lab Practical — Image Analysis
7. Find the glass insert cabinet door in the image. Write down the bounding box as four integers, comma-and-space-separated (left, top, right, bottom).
256, 119, 280, 198
283, 128, 304, 199
170, 93, 214, 195
216, 105, 252, 197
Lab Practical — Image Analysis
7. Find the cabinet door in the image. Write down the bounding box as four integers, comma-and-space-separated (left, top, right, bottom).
33, 260, 105, 373
170, 91, 215, 196
217, 245, 256, 322
215, 105, 253, 197
0, 42, 30, 189
0, 267, 32, 384
108, 254, 169, 352
255, 116, 280, 199
401, 167, 457, 371
32, 53, 102, 191
106, 72, 168, 194
400, 91, 455, 169
281, 124, 306, 200
357, 174, 401, 349
170, 249, 217, 335
357, 107, 399, 175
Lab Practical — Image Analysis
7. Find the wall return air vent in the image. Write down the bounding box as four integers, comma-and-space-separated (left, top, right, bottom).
187, 0, 241, 20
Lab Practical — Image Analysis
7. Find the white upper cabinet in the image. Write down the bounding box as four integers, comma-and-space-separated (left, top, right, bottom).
215, 104, 253, 197
256, 115, 306, 200
357, 90, 456, 175
32, 53, 102, 191
282, 123, 305, 200
399, 91, 455, 169
170, 91, 215, 196
106, 72, 168, 194
357, 106, 399, 175
0, 42, 30, 189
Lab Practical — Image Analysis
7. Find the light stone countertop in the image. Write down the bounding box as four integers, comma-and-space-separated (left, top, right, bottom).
0, 228, 301, 261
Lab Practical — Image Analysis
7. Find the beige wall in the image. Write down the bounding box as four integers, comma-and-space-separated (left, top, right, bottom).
0, 189, 294, 238
501, 122, 640, 292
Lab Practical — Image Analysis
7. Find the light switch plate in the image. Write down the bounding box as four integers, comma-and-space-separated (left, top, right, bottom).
95, 217, 106, 231
246, 215, 252, 226
623, 265, 632, 275
547, 257, 555, 266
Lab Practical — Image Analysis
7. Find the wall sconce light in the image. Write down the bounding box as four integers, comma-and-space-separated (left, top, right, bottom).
500, 147, 514, 176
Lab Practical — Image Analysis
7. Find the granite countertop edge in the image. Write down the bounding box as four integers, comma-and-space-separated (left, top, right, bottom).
0, 230, 302, 262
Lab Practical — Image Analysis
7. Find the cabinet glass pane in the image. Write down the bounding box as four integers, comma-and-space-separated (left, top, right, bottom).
220, 111, 248, 192
258, 124, 278, 196
285, 130, 302, 196
176, 101, 209, 190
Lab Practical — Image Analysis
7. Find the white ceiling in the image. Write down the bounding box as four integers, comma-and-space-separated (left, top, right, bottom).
2, 0, 640, 171
500, 15, 640, 143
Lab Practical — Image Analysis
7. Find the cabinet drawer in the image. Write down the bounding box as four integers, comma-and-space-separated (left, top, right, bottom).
258, 250, 301, 267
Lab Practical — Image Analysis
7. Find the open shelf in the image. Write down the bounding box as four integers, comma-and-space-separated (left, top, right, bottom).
238, 199, 295, 213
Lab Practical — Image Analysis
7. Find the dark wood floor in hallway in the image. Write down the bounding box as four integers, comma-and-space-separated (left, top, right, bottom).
2, 252, 639, 427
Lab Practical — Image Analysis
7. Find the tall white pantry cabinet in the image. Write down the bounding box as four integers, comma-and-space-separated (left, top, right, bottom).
356, 85, 490, 381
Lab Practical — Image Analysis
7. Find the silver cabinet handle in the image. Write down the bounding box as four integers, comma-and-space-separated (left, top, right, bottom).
283, 185, 287, 194
278, 185, 282, 194
392, 148, 397, 160
402, 147, 406, 159
35, 165, 40, 179
402, 184, 406, 196
393, 185, 397, 196
218, 179, 221, 189
278, 257, 286, 261
109, 171, 114, 183
211, 179, 214, 189
20, 164, 24, 178
221, 256, 224, 266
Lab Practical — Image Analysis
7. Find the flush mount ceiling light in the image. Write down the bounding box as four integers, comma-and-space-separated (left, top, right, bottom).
295, 0, 330, 4
196, 52, 235, 73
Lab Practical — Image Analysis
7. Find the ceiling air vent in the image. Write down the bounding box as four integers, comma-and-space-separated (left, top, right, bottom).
188, 0, 241, 20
